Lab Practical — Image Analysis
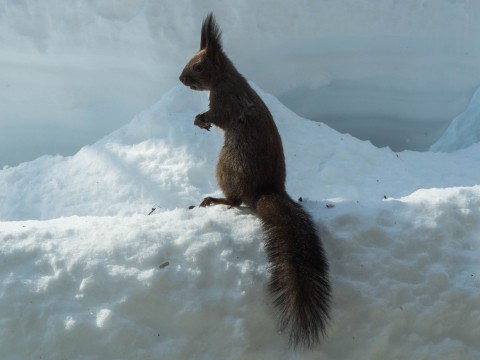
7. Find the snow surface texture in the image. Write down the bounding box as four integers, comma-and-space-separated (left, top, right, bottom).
2, 0, 480, 167
1, 84, 479, 359
430, 86, 480, 152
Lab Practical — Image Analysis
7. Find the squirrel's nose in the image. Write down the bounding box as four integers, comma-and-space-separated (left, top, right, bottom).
180, 74, 193, 85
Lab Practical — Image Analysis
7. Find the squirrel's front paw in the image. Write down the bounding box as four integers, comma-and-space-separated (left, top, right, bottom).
194, 113, 212, 131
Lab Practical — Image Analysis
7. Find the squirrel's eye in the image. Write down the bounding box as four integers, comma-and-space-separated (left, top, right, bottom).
193, 64, 204, 73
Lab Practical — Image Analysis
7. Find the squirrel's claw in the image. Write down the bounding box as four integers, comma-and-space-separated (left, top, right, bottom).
194, 113, 212, 131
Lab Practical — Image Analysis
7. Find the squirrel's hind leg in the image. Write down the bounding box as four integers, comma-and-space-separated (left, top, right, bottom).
199, 197, 241, 208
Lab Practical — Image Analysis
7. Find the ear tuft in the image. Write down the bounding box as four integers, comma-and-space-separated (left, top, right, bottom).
200, 12, 223, 54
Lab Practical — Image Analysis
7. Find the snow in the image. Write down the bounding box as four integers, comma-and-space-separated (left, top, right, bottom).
2, 0, 480, 167
430, 86, 480, 152
1, 84, 479, 359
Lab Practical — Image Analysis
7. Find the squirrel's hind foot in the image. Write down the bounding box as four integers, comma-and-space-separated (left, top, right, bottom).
199, 197, 241, 208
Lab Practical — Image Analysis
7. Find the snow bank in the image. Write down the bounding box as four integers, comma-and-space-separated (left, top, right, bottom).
1, 84, 480, 359
2, 85, 479, 221
430, 86, 480, 152
2, 0, 480, 166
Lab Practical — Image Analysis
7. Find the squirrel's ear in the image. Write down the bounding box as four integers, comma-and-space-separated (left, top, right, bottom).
200, 13, 223, 58
200, 17, 207, 50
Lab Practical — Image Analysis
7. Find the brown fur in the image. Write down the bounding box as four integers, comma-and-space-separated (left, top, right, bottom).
179, 13, 331, 348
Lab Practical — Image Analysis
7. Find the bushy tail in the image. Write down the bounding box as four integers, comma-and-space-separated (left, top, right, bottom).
256, 192, 331, 348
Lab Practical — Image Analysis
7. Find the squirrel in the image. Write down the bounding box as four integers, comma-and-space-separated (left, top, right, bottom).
179, 13, 331, 348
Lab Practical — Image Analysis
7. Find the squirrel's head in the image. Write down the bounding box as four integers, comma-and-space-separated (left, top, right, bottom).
179, 13, 224, 91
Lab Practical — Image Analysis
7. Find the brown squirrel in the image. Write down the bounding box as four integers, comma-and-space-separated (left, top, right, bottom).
179, 13, 331, 348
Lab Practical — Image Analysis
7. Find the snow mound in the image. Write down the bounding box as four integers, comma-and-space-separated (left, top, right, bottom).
430, 86, 480, 152
1, 84, 480, 359
2, 84, 479, 221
